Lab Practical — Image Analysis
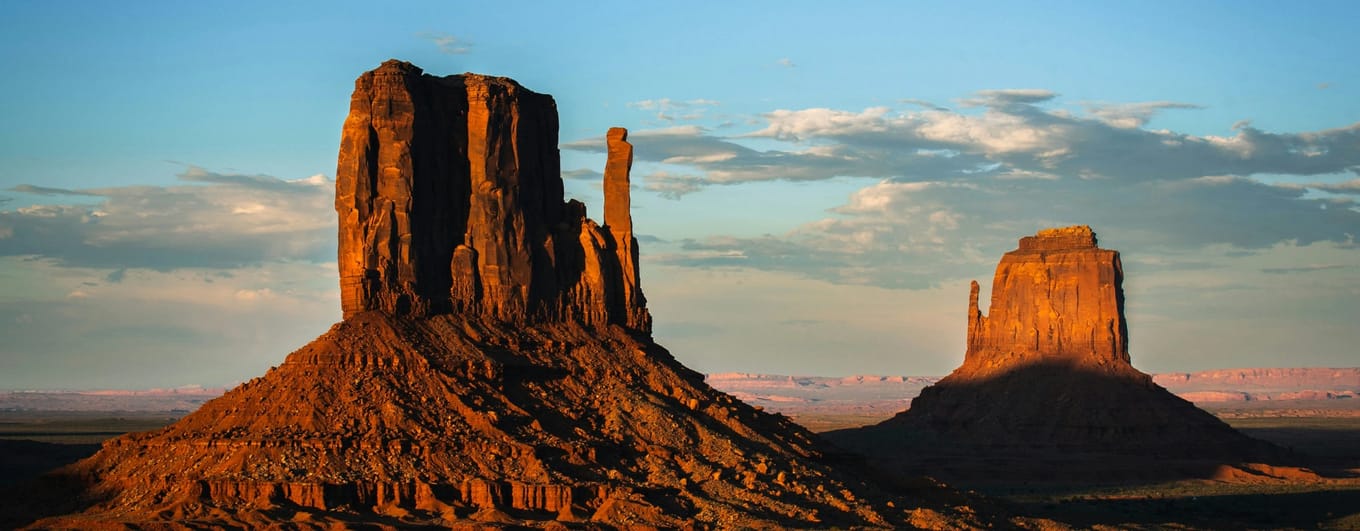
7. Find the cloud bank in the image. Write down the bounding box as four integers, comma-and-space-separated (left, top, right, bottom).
568, 90, 1360, 289
1, 166, 335, 270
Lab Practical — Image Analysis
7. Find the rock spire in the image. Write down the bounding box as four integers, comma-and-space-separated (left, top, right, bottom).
336, 60, 648, 331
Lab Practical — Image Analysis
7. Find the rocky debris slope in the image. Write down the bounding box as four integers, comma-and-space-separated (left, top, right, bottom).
18, 60, 991, 529
828, 226, 1279, 468
35, 314, 916, 528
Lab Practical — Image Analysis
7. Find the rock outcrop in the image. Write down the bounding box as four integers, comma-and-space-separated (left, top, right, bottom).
828, 226, 1280, 478
17, 61, 990, 530
336, 60, 648, 331
965, 225, 1128, 369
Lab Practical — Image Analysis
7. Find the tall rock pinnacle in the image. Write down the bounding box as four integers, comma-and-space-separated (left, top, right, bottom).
335, 60, 648, 331
602, 127, 646, 328
964, 225, 1129, 370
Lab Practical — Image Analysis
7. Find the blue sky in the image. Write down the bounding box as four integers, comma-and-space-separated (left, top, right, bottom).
2, 1, 1358, 388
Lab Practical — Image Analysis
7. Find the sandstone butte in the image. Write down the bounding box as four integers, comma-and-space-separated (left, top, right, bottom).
11, 60, 995, 529
827, 226, 1283, 479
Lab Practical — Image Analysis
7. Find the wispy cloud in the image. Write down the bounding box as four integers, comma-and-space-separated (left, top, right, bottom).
776, 58, 796, 68
580, 89, 1360, 288
1260, 264, 1349, 274
644, 172, 709, 200
8, 184, 101, 196
561, 168, 604, 181
2, 166, 334, 270
627, 98, 720, 123
418, 31, 472, 55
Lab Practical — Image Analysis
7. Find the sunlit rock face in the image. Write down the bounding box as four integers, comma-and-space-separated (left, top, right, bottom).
964, 225, 1129, 373
18, 61, 992, 530
828, 226, 1280, 466
336, 60, 649, 331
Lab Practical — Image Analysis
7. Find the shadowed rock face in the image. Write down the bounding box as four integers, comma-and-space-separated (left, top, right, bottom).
336, 60, 648, 332
15, 61, 993, 529
828, 226, 1280, 472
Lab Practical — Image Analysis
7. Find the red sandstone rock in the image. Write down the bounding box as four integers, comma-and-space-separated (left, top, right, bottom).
829, 226, 1280, 466
15, 61, 987, 530
965, 225, 1128, 370
336, 60, 648, 331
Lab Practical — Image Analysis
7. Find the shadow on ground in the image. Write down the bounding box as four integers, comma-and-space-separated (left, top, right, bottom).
0, 440, 104, 528
1003, 487, 1360, 529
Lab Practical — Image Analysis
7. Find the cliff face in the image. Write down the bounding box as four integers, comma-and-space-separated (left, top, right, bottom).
965, 225, 1128, 371
336, 60, 648, 331
827, 225, 1280, 470
17, 61, 990, 530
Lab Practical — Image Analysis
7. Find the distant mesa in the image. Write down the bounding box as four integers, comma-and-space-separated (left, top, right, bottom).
14, 60, 987, 529
827, 225, 1282, 478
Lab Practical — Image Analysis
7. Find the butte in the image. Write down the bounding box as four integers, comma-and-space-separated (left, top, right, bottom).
828, 225, 1283, 481
11, 61, 991, 529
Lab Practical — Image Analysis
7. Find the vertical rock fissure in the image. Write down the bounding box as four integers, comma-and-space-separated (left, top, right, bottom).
963, 225, 1128, 367
336, 60, 649, 332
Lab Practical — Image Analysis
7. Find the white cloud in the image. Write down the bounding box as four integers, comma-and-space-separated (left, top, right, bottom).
644, 172, 709, 200
574, 89, 1360, 192
1083, 101, 1202, 128
1, 166, 335, 269
749, 107, 893, 142
626, 98, 721, 123
418, 31, 472, 55
959, 88, 1057, 107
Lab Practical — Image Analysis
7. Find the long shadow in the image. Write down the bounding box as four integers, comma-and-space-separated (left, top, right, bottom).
1009, 488, 1360, 529
0, 440, 105, 528
823, 359, 1294, 485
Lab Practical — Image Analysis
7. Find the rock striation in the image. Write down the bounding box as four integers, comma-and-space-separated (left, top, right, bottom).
336, 60, 649, 331
828, 226, 1280, 476
15, 60, 990, 530
965, 225, 1128, 370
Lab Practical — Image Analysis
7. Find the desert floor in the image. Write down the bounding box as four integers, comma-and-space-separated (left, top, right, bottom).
3, 403, 1359, 529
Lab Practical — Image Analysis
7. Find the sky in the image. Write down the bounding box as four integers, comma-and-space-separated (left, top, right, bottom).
2, 1, 1358, 389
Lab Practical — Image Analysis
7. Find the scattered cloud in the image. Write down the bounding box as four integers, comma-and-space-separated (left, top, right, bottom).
590, 89, 1360, 289
644, 172, 709, 200
562, 168, 604, 181
8, 184, 100, 197
418, 31, 472, 55
1082, 101, 1202, 128
1298, 178, 1360, 194
959, 88, 1056, 107
576, 90, 1360, 194
1, 166, 335, 270
626, 98, 720, 123
1260, 264, 1349, 274
899, 98, 949, 111
659, 174, 1360, 289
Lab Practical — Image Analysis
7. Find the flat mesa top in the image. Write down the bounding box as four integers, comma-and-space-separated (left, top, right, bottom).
1017, 224, 1099, 252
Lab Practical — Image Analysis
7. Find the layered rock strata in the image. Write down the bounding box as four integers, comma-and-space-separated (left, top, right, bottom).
829, 226, 1278, 464
965, 225, 1128, 370
18, 61, 989, 529
336, 60, 648, 331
